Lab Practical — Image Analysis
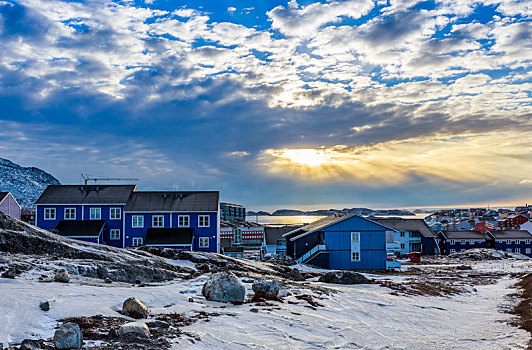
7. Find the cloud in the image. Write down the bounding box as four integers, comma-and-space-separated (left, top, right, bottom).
227, 7, 236, 15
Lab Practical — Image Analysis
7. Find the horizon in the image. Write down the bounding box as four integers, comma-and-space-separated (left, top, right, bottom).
1, 0, 531, 209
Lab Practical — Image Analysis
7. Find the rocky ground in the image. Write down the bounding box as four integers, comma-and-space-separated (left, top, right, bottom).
1, 213, 532, 349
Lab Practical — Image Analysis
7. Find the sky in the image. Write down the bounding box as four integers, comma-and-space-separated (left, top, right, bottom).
0, 0, 531, 211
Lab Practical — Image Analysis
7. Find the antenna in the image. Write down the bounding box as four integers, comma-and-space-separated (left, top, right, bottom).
81, 174, 140, 185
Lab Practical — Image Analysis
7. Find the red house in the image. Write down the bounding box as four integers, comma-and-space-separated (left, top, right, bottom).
498, 214, 529, 229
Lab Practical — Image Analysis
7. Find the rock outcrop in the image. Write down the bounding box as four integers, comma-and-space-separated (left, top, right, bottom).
252, 279, 280, 298
119, 321, 150, 338
53, 323, 83, 349
122, 297, 149, 319
318, 271, 370, 284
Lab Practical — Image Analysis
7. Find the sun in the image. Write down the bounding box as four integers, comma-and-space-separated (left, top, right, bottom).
280, 149, 330, 167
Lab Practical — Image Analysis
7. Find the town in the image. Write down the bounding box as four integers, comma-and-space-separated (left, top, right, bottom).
2, 185, 531, 272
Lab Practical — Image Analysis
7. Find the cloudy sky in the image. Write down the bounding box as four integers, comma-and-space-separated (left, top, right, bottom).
0, 0, 531, 210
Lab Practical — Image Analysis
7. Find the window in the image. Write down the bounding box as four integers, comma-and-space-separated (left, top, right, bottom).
153, 215, 164, 227
515, 248, 521, 254
132, 215, 144, 228
461, 249, 466, 252
450, 240, 455, 245
199, 237, 209, 248
526, 248, 531, 254
507, 248, 512, 252
351, 232, 361, 261
400, 243, 405, 249
450, 249, 456, 253
110, 208, 121, 220
234, 228, 242, 244
460, 240, 466, 245
516, 240, 521, 244
469, 240, 474, 245
400, 231, 405, 238
110, 229, 120, 240
132, 238, 143, 247
198, 215, 210, 227
178, 215, 190, 227
526, 240, 531, 245
507, 239, 512, 244
44, 208, 56, 220
64, 208, 76, 220
90, 208, 101, 220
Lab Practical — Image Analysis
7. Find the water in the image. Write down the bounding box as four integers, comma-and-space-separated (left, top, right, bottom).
248, 213, 430, 226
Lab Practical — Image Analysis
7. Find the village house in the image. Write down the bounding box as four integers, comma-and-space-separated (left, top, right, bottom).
220, 202, 246, 222
21, 208, 36, 225
498, 214, 529, 229
261, 226, 297, 259
488, 230, 532, 256
0, 192, 21, 220
284, 214, 400, 270
439, 230, 490, 254
35, 185, 220, 252
370, 218, 439, 256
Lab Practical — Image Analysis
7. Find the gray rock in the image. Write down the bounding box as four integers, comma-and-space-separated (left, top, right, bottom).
252, 279, 280, 298
318, 271, 370, 284
54, 269, 70, 283
118, 321, 150, 338
249, 308, 259, 313
286, 268, 305, 281
39, 301, 50, 311
20, 339, 43, 349
1, 267, 17, 279
201, 272, 246, 303
188, 297, 194, 303
104, 277, 112, 283
122, 297, 149, 319
106, 328, 118, 342
53, 323, 82, 349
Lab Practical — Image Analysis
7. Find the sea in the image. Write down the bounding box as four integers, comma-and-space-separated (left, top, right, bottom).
248, 213, 431, 226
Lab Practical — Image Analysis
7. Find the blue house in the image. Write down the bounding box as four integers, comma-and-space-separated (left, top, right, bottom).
488, 230, 532, 256
439, 230, 489, 254
35, 185, 220, 253
261, 226, 297, 259
284, 214, 400, 270
371, 218, 439, 256
36, 185, 136, 248
123, 191, 219, 252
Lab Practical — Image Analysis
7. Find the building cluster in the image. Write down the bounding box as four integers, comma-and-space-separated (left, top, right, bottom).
1, 186, 532, 271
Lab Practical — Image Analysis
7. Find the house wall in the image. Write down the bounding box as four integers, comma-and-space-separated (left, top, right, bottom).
0, 194, 21, 220
124, 212, 218, 252
494, 240, 532, 257
421, 236, 438, 255
293, 231, 320, 260
146, 244, 192, 250
440, 237, 486, 254
36, 204, 124, 248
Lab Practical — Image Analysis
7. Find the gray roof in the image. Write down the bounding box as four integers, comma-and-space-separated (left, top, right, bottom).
490, 230, 532, 239
370, 218, 436, 237
124, 191, 219, 212
265, 226, 297, 245
440, 230, 488, 240
36, 185, 136, 204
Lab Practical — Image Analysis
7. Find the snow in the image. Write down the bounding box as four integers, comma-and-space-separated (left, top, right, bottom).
1, 259, 530, 349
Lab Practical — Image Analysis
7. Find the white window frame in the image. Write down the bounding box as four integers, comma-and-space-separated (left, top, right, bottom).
469, 239, 474, 245
515, 248, 521, 254
507, 248, 512, 252
400, 231, 405, 238
198, 215, 210, 227
110, 208, 121, 220
132, 215, 144, 228
178, 215, 190, 227
507, 239, 512, 244
64, 208, 76, 220
152, 215, 164, 227
526, 240, 531, 245
516, 239, 521, 244
449, 239, 455, 245
460, 240, 466, 245
450, 249, 456, 253
110, 229, 120, 240
44, 208, 56, 220
351, 232, 361, 262
90, 207, 101, 220
526, 248, 531, 254
132, 237, 143, 247
199, 237, 209, 248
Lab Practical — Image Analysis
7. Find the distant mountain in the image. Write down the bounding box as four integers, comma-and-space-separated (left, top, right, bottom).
0, 158, 61, 208
247, 208, 415, 217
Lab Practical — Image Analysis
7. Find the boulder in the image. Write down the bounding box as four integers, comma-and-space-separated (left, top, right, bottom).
286, 268, 305, 281
53, 323, 83, 349
145, 320, 170, 329
318, 271, 370, 285
201, 272, 246, 303
122, 297, 149, 319
118, 321, 150, 338
252, 279, 280, 298
39, 301, 50, 311
54, 269, 70, 283
1, 267, 17, 279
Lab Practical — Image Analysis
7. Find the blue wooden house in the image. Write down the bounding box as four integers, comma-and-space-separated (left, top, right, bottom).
36, 185, 136, 248
123, 191, 219, 252
36, 185, 220, 252
371, 218, 439, 255
438, 230, 489, 254
284, 214, 400, 270
488, 230, 532, 256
